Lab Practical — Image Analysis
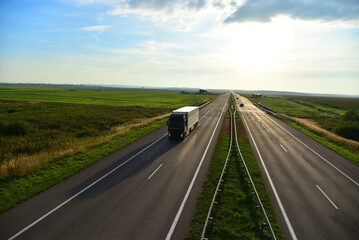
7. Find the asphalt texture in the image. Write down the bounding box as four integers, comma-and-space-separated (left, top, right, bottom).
234, 93, 359, 240
0, 94, 229, 240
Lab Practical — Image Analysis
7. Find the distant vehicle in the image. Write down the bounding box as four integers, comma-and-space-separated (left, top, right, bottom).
239, 103, 244, 107
168, 106, 199, 139
236, 97, 239, 100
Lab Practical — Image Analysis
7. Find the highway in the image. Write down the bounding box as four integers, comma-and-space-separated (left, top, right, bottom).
233, 93, 359, 240
0, 93, 229, 240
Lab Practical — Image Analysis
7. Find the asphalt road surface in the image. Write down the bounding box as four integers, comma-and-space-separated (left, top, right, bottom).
0, 93, 229, 240
234, 93, 359, 240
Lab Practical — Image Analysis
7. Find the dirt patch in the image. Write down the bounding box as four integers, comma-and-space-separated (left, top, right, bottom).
221, 118, 230, 135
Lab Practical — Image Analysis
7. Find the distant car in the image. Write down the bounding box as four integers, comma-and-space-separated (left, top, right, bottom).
236, 97, 239, 100
239, 103, 244, 107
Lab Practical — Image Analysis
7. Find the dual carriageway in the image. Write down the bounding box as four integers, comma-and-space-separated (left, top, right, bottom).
1, 93, 358, 240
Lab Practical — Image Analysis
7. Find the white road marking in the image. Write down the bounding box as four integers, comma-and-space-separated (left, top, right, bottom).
241, 108, 298, 240
262, 123, 266, 129
148, 164, 163, 180
316, 185, 339, 210
8, 134, 168, 240
201, 110, 211, 119
280, 144, 288, 153
239, 110, 263, 113
266, 129, 270, 133
166, 101, 227, 240
263, 114, 359, 187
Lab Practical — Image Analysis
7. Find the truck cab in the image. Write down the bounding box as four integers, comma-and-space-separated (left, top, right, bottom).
168, 113, 187, 139
168, 106, 199, 139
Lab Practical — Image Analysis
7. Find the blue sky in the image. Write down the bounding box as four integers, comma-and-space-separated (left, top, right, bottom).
1, 0, 358, 95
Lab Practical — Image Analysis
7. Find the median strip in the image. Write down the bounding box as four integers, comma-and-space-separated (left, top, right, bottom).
186, 94, 285, 240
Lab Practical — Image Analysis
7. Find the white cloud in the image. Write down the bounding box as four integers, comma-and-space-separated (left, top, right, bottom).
226, 0, 359, 26
107, 0, 244, 32
81, 25, 113, 33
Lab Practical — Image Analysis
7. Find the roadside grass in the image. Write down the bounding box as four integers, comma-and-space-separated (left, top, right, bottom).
186, 110, 284, 240
247, 95, 359, 165
0, 86, 218, 213
0, 118, 167, 213
0, 101, 169, 179
283, 119, 359, 165
0, 87, 215, 179
0, 86, 216, 108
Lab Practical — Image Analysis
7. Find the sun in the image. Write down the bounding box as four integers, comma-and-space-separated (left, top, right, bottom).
212, 17, 293, 74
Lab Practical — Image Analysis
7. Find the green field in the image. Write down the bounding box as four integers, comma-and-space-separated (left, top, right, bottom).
0, 85, 217, 213
0, 101, 169, 176
247, 94, 359, 164
249, 95, 359, 117
0, 86, 213, 108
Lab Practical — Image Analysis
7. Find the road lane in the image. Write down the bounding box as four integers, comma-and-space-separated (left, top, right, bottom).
0, 94, 229, 240
234, 93, 359, 240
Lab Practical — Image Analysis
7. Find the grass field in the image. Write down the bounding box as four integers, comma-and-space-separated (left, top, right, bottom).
0, 85, 217, 213
186, 108, 283, 240
247, 94, 359, 164
0, 86, 213, 108
0, 101, 169, 178
0, 118, 167, 213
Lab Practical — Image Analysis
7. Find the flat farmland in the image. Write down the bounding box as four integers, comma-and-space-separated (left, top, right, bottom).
0, 85, 217, 213
0, 86, 212, 108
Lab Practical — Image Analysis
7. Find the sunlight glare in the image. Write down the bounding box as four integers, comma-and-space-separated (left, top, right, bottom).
212, 17, 293, 74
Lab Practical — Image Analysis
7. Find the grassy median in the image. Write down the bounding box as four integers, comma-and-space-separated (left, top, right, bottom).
186, 109, 284, 239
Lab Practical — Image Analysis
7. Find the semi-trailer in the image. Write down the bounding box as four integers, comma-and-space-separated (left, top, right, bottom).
167, 106, 199, 139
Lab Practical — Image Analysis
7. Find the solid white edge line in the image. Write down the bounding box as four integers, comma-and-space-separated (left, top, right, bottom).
316, 185, 339, 210
240, 106, 298, 240
263, 114, 359, 187
165, 100, 227, 240
148, 164, 163, 180
8, 134, 168, 240
280, 144, 288, 153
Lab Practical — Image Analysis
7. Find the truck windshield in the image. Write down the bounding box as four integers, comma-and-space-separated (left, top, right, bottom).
169, 114, 184, 126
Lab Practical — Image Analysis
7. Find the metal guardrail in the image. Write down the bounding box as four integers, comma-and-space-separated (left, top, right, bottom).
201, 101, 276, 240
197, 100, 211, 108
198, 100, 211, 109
233, 105, 277, 240
201, 104, 233, 240
254, 103, 290, 121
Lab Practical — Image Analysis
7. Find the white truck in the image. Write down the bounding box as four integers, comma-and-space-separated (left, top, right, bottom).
167, 106, 199, 139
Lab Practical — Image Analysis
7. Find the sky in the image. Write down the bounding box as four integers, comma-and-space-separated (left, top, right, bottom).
0, 0, 358, 95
